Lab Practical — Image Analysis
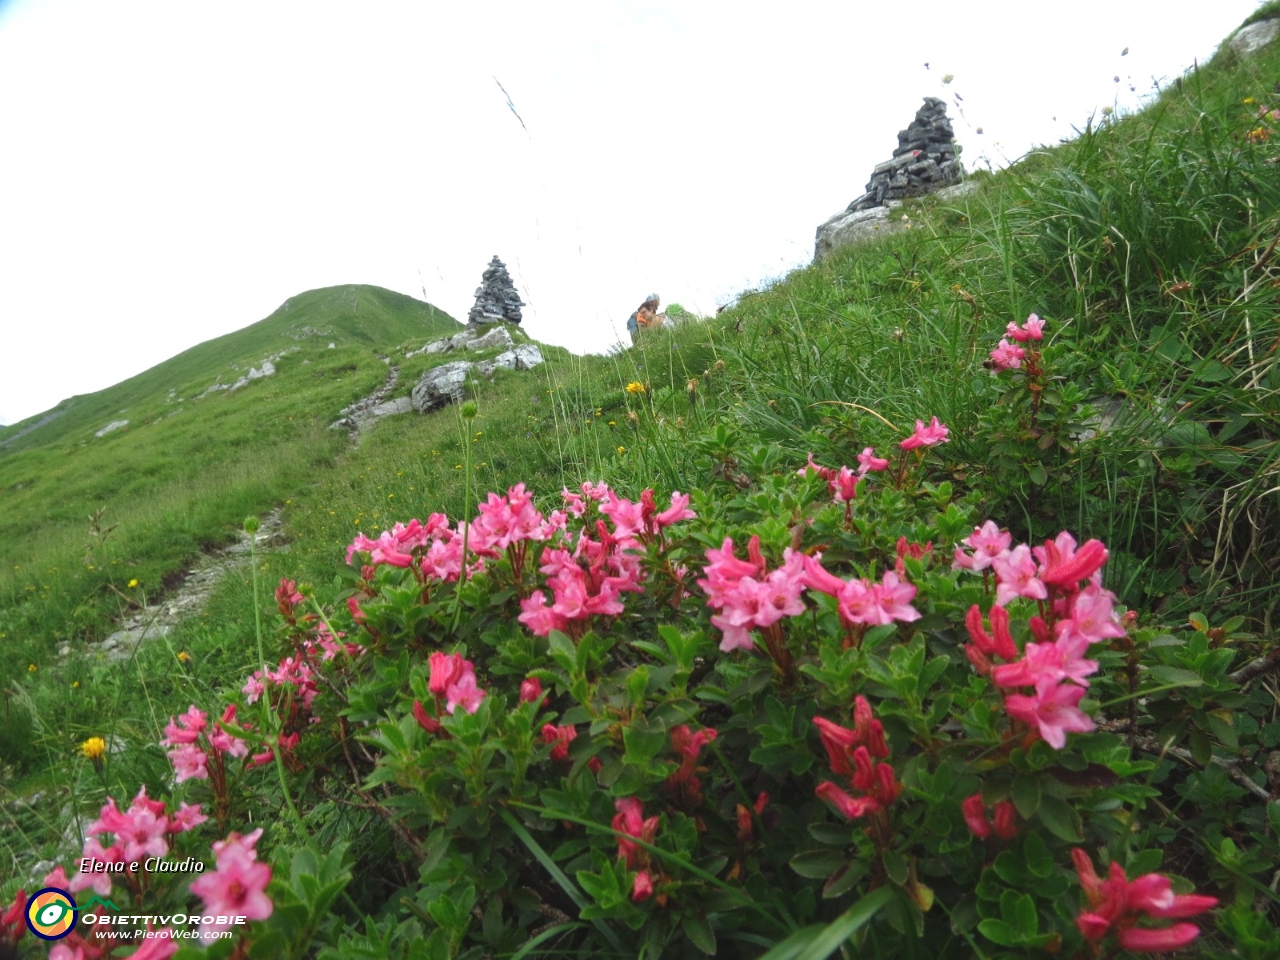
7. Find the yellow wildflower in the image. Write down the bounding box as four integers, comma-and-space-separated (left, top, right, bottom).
177, 651, 191, 663
72, 681, 80, 688
617, 446, 627, 454
81, 736, 107, 761
27, 663, 37, 673
127, 578, 139, 588
625, 381, 646, 394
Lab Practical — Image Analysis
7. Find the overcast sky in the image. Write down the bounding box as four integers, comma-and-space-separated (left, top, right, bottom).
0, 0, 1268, 426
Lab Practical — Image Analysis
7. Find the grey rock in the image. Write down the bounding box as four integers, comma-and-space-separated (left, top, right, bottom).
406, 324, 514, 359
1229, 18, 1279, 56
95, 419, 129, 437
411, 361, 475, 413
474, 344, 544, 376
815, 207, 901, 260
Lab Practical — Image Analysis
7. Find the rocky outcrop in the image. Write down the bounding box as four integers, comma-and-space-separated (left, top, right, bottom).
330, 363, 402, 434
95, 419, 129, 438
814, 180, 976, 261
468, 256, 524, 325
196, 349, 295, 399
406, 324, 513, 359
409, 344, 545, 413
411, 361, 476, 413
475, 344, 544, 377
1229, 18, 1279, 56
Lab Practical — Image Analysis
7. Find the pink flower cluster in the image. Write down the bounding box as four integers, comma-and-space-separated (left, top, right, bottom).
962, 793, 1017, 840
191, 828, 274, 933
613, 797, 660, 902
518, 523, 644, 637
1072, 849, 1217, 953
990, 314, 1045, 371
162, 705, 250, 782
957, 525, 1126, 749
243, 654, 320, 713
813, 697, 902, 820
666, 725, 718, 805
802, 557, 921, 630
67, 787, 206, 897
429, 651, 486, 714
697, 536, 806, 652
798, 447, 889, 504
899, 416, 950, 451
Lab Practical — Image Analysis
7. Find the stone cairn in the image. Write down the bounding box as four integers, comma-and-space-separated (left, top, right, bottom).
847, 97, 961, 211
467, 255, 524, 326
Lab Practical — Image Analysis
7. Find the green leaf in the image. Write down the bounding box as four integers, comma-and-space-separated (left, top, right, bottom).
790, 849, 846, 880
1146, 665, 1203, 687
683, 914, 717, 955
622, 716, 669, 765
1012, 775, 1041, 818
1036, 795, 1083, 843
1027, 463, 1048, 487
977, 918, 1024, 947
882, 850, 908, 886
753, 887, 892, 960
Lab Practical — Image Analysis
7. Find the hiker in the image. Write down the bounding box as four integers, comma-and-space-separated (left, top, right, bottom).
626, 294, 661, 344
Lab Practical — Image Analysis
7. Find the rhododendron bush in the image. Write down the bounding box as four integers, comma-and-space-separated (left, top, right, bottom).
35, 405, 1278, 959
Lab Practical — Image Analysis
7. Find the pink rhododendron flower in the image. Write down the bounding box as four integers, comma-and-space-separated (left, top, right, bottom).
1055, 583, 1127, 648
612, 797, 659, 869
1036, 533, 1109, 589
699, 538, 806, 652
541, 723, 577, 761
962, 793, 992, 838
815, 781, 881, 820
631, 869, 654, 902
473, 483, 548, 549
989, 338, 1026, 370
1006, 313, 1045, 342
520, 677, 543, 704
191, 829, 273, 933
445, 666, 486, 715
124, 932, 179, 960
857, 446, 890, 475
1004, 676, 1094, 748
652, 491, 696, 528
953, 520, 1013, 571
899, 416, 950, 450
518, 590, 567, 637
991, 545, 1048, 606
412, 700, 442, 735
992, 639, 1098, 690
1072, 849, 1217, 951
168, 802, 208, 833
992, 801, 1017, 839
831, 466, 859, 503
429, 652, 467, 697
69, 836, 121, 895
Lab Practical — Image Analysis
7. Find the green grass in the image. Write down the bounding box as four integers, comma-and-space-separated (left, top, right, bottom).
3, 7, 1280, 906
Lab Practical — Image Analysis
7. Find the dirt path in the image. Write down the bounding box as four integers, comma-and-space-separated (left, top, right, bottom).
66, 510, 287, 665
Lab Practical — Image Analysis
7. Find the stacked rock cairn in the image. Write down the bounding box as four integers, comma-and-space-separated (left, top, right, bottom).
467, 255, 525, 326
847, 97, 961, 211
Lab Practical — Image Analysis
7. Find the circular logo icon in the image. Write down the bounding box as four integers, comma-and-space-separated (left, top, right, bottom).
25, 887, 78, 941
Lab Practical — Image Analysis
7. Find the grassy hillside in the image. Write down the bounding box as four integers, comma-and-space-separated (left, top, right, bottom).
2, 10, 1279, 957
0, 285, 457, 680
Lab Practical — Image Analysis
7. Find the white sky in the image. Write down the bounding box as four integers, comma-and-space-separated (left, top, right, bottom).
0, 0, 1268, 426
